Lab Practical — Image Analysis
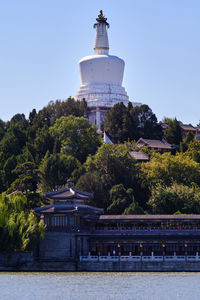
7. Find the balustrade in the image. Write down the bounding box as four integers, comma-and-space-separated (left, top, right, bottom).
80, 252, 200, 262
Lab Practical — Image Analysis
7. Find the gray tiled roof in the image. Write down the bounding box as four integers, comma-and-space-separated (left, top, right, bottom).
137, 138, 172, 150
97, 215, 200, 220
45, 187, 93, 200
130, 151, 149, 161
180, 124, 196, 131
35, 204, 103, 214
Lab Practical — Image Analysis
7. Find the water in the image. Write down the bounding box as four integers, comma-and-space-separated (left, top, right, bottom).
0, 272, 199, 300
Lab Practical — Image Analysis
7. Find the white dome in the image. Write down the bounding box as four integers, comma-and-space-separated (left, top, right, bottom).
79, 54, 124, 85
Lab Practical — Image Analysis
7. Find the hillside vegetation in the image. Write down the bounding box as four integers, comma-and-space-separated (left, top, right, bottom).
0, 98, 199, 217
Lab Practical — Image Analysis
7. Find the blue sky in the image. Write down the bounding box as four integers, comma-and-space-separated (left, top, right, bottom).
0, 0, 199, 125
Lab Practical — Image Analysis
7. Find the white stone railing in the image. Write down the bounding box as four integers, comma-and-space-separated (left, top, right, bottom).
80, 252, 200, 262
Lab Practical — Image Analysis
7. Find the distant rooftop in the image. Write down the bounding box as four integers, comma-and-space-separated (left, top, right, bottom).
137, 138, 172, 150
130, 151, 149, 161
160, 122, 197, 133
35, 204, 103, 215
179, 123, 196, 132
97, 215, 200, 221
45, 180, 93, 201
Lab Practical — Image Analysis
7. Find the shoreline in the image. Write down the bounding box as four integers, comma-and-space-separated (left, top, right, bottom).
2, 261, 200, 272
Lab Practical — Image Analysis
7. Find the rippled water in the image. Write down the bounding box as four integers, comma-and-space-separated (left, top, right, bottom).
0, 272, 200, 300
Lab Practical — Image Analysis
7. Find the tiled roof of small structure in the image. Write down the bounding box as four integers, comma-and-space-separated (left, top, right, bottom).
130, 151, 149, 161
45, 187, 93, 200
160, 122, 168, 130
35, 204, 103, 214
179, 124, 196, 131
137, 138, 172, 150
161, 122, 197, 132
96, 214, 200, 220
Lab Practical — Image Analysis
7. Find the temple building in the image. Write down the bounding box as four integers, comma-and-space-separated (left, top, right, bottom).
75, 11, 140, 127
36, 183, 200, 265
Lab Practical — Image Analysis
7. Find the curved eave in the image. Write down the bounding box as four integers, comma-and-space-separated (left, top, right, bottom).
34, 204, 103, 215
45, 187, 93, 200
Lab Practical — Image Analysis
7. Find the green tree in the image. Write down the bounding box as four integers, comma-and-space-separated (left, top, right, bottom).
164, 118, 182, 145
129, 104, 163, 140
107, 184, 144, 215
140, 152, 200, 189
31, 98, 88, 131
49, 115, 102, 163
104, 103, 163, 143
0, 193, 45, 253
2, 155, 17, 189
84, 144, 138, 188
0, 119, 5, 141
76, 144, 140, 209
9, 161, 39, 194
148, 183, 200, 214
104, 102, 132, 142
0, 114, 29, 157
186, 140, 200, 163
39, 152, 80, 191
75, 170, 105, 208
180, 132, 195, 152
34, 125, 54, 163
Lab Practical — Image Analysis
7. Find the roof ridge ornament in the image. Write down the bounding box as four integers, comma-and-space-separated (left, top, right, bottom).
98, 10, 104, 19
94, 10, 109, 28
67, 179, 71, 188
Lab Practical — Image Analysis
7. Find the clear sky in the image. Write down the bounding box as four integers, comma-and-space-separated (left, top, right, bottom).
0, 0, 199, 125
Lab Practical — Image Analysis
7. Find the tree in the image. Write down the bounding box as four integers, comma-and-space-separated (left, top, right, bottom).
129, 104, 163, 140
0, 193, 45, 253
2, 155, 17, 189
34, 125, 54, 163
75, 170, 105, 208
31, 98, 88, 130
49, 115, 102, 163
123, 200, 144, 215
180, 132, 195, 152
106, 184, 144, 214
164, 118, 182, 145
39, 152, 80, 191
0, 119, 5, 141
76, 144, 140, 209
186, 140, 200, 163
0, 114, 29, 157
85, 144, 138, 188
148, 183, 200, 214
9, 161, 39, 193
104, 103, 163, 143
104, 102, 132, 142
140, 152, 200, 189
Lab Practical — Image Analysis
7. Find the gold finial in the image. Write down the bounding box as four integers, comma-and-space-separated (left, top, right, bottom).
98, 10, 104, 19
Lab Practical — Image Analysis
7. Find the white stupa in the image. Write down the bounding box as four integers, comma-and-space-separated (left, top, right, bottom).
75, 11, 130, 127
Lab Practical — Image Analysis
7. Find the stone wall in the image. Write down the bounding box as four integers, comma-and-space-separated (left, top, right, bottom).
78, 261, 200, 272
2, 260, 200, 272
39, 232, 76, 260
39, 232, 90, 261
0, 252, 33, 267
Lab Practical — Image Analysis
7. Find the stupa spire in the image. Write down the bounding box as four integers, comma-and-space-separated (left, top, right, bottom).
75, 11, 130, 127
93, 10, 109, 55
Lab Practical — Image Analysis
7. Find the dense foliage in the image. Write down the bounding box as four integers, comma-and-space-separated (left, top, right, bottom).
0, 193, 45, 253
103, 103, 163, 143
0, 97, 200, 252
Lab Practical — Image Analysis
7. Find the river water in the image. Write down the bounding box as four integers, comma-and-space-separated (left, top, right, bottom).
0, 272, 199, 300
